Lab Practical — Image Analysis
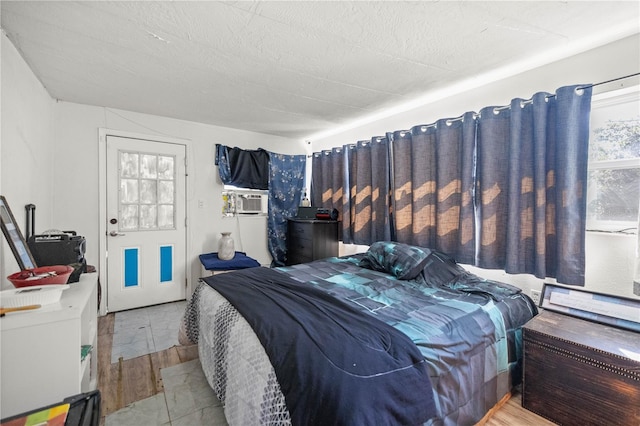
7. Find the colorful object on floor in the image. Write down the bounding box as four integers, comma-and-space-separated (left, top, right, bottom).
0, 402, 69, 426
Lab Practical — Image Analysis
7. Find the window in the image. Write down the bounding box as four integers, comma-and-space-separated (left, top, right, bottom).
118, 151, 176, 231
587, 86, 640, 232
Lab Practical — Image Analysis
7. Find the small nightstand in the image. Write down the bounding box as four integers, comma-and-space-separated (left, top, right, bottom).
522, 310, 640, 425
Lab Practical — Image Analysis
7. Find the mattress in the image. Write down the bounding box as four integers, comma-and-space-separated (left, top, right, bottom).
180, 247, 537, 425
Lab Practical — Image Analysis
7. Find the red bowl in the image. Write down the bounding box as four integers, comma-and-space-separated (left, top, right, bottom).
7, 265, 74, 288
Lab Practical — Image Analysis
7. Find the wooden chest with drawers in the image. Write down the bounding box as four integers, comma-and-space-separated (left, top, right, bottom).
286, 218, 338, 265
522, 310, 640, 425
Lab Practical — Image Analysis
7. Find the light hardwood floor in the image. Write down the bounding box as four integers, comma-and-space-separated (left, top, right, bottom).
97, 313, 554, 425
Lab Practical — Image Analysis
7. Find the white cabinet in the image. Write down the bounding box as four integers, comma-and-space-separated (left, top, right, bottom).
0, 273, 98, 418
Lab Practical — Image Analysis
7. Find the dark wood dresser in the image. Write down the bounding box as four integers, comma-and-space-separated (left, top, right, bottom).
522, 310, 640, 425
286, 219, 339, 265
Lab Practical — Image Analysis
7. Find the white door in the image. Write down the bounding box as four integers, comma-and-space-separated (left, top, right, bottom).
106, 135, 186, 312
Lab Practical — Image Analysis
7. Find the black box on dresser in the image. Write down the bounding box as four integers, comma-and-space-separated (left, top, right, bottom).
522, 310, 640, 425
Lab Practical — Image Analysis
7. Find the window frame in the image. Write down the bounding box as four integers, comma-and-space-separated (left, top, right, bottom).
586, 85, 640, 233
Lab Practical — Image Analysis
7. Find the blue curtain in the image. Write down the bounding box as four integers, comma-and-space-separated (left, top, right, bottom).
391, 112, 476, 264
310, 150, 327, 208
312, 84, 592, 285
268, 152, 307, 266
342, 145, 355, 244
311, 147, 348, 241
216, 144, 232, 184
311, 147, 344, 212
476, 85, 591, 285
215, 144, 270, 189
311, 140, 391, 245
350, 137, 391, 245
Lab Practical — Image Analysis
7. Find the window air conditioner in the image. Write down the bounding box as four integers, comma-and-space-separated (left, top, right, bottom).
235, 193, 267, 214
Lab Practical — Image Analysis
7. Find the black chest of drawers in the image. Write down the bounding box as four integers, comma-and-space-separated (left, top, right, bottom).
286, 219, 339, 265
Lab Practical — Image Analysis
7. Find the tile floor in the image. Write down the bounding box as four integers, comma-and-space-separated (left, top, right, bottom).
111, 300, 188, 363
106, 301, 229, 425
105, 359, 228, 426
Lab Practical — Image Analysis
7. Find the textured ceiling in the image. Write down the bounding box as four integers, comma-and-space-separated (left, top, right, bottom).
2, 1, 639, 139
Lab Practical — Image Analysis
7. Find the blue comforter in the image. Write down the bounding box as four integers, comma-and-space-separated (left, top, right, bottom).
276, 254, 537, 424
203, 267, 437, 426
199, 247, 537, 425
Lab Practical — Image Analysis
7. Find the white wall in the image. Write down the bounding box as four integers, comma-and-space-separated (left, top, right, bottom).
53, 103, 303, 297
1, 33, 56, 286
2, 32, 305, 296
312, 34, 640, 300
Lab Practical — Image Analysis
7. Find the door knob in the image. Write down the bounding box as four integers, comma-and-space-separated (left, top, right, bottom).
109, 231, 124, 237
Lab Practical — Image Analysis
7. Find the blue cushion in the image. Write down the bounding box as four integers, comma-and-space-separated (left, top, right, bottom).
359, 242, 431, 280
199, 251, 260, 271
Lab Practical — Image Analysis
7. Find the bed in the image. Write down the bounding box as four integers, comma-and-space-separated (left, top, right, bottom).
179, 242, 538, 425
